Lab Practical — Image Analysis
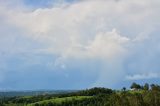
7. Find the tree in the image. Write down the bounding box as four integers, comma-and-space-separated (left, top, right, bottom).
122, 87, 126, 91
151, 84, 160, 91
143, 83, 149, 91
130, 82, 141, 90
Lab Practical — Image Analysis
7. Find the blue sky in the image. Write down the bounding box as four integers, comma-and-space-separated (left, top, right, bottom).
0, 0, 160, 90
23, 0, 78, 9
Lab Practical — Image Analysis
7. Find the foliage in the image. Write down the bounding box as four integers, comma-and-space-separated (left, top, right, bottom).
130, 82, 142, 90
1, 83, 160, 106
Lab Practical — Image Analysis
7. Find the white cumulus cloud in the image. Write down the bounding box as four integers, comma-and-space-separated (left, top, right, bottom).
0, 0, 160, 88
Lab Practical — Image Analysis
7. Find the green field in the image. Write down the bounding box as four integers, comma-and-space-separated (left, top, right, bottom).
27, 96, 92, 106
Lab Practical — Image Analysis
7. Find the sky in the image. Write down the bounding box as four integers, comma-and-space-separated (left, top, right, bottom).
0, 0, 160, 90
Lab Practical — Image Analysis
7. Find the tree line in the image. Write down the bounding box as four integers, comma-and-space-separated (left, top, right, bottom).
0, 83, 160, 106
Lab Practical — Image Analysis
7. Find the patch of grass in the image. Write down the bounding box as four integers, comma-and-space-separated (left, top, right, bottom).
128, 90, 145, 94
27, 96, 92, 106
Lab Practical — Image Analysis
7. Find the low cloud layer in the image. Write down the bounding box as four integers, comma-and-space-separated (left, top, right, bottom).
126, 72, 159, 80
0, 0, 160, 89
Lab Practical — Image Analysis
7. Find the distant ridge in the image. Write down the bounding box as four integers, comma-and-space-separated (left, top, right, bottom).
0, 90, 77, 97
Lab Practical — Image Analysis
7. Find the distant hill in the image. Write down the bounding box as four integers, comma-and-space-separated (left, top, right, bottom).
0, 90, 77, 97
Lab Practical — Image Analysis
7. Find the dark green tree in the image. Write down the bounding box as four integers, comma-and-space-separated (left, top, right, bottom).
143, 83, 149, 91
122, 87, 126, 91
130, 82, 141, 90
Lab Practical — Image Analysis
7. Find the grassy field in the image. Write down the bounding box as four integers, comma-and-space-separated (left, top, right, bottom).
27, 96, 92, 106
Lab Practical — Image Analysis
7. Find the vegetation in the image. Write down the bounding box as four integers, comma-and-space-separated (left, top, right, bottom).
0, 83, 160, 106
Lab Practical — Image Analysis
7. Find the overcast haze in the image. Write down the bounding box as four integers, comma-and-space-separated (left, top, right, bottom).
0, 0, 160, 90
